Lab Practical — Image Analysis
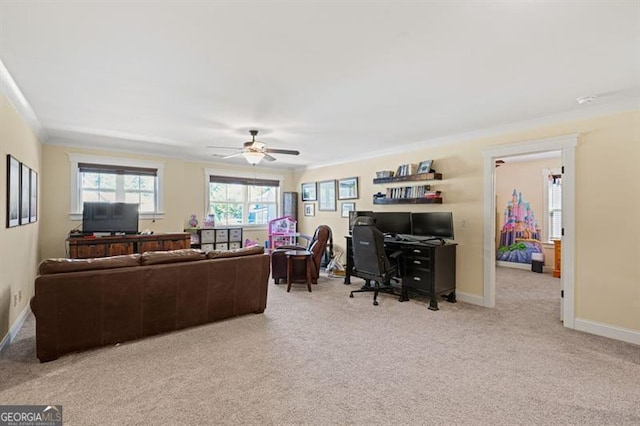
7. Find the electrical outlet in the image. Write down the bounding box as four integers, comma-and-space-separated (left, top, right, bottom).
461, 218, 468, 228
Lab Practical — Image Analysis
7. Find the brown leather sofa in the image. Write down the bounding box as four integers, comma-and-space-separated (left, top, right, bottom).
30, 246, 269, 362
271, 225, 332, 284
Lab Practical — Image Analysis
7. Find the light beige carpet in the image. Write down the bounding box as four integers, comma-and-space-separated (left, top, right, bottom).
1, 267, 639, 425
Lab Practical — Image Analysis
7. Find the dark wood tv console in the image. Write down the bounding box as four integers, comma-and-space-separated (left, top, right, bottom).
67, 233, 191, 259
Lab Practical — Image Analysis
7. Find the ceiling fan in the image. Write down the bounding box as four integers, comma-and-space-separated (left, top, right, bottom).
208, 130, 300, 165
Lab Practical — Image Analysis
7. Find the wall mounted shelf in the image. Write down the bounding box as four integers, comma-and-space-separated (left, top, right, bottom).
373, 197, 443, 205
373, 172, 442, 184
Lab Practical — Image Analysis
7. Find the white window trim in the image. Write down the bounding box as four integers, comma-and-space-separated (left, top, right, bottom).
204, 168, 284, 230
69, 154, 165, 221
542, 167, 562, 243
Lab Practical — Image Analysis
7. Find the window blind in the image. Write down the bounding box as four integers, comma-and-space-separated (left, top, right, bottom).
78, 163, 157, 177
209, 175, 280, 187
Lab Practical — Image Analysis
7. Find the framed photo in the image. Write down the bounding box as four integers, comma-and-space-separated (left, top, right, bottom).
301, 182, 317, 201
20, 163, 30, 225
304, 203, 315, 217
29, 169, 37, 223
341, 202, 355, 218
318, 180, 336, 211
6, 155, 20, 227
338, 177, 359, 200
417, 160, 433, 174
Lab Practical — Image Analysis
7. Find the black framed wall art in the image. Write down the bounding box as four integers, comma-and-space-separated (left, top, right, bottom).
6, 155, 20, 227
20, 163, 30, 225
318, 180, 336, 211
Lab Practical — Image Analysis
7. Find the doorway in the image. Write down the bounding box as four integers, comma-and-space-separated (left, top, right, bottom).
482, 134, 577, 329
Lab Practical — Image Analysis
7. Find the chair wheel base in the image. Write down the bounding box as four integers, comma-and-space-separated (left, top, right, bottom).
373, 300, 379, 306
349, 293, 354, 298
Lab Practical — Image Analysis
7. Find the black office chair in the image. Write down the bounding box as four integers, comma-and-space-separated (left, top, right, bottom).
349, 223, 402, 306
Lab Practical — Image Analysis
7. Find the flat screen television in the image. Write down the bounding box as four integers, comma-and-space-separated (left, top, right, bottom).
372, 212, 412, 236
411, 212, 454, 240
82, 202, 139, 235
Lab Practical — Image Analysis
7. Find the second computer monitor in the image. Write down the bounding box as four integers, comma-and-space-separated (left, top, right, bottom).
411, 212, 454, 240
373, 212, 412, 236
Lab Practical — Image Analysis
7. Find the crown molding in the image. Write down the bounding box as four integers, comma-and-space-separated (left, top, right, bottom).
0, 58, 47, 142
303, 96, 639, 171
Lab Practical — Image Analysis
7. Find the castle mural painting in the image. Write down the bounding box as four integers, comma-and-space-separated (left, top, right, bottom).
497, 189, 543, 264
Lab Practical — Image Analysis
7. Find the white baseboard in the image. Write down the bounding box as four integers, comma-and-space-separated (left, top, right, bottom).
574, 318, 640, 346
456, 291, 485, 307
496, 261, 531, 270
0, 304, 31, 353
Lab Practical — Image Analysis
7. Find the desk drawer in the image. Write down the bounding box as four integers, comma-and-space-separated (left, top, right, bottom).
403, 273, 432, 291
404, 247, 433, 260
406, 258, 431, 271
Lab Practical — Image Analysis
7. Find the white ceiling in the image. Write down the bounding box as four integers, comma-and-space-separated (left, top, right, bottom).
1, 1, 639, 169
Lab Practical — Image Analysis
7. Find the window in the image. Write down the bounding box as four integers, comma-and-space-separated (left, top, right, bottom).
547, 172, 562, 241
207, 172, 281, 226
69, 155, 164, 220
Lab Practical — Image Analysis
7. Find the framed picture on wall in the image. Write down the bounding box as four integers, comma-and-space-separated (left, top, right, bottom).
304, 203, 315, 217
318, 180, 336, 211
341, 202, 355, 218
301, 182, 317, 201
20, 163, 30, 225
30, 169, 37, 223
338, 177, 359, 200
6, 155, 20, 227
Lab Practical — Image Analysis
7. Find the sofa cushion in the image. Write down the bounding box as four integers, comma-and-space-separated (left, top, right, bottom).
141, 249, 206, 265
39, 254, 142, 275
206, 245, 264, 259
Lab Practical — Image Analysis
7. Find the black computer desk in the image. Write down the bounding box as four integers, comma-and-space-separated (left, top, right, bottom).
344, 235, 457, 311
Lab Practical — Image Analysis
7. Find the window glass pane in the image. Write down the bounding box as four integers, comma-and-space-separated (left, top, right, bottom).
139, 176, 155, 191
82, 190, 101, 203
249, 186, 276, 202
210, 183, 227, 201
139, 193, 155, 212
82, 173, 101, 189
227, 184, 244, 202
248, 203, 276, 224
124, 175, 140, 190
99, 192, 117, 203
99, 174, 117, 189
210, 203, 243, 225
125, 192, 141, 204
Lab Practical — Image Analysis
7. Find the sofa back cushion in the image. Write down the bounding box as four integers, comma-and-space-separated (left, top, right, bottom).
38, 254, 141, 275
206, 245, 264, 259
141, 248, 206, 265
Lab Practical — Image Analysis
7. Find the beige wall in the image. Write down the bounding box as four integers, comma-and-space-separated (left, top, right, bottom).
294, 111, 640, 332
40, 145, 295, 260
0, 93, 42, 341
495, 157, 562, 269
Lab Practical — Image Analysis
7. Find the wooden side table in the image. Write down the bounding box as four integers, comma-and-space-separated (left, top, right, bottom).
285, 250, 313, 292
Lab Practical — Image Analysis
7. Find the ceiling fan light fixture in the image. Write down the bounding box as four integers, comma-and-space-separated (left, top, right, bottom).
243, 151, 264, 165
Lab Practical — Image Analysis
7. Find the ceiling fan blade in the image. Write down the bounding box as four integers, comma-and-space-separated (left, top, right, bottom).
264, 148, 300, 155
263, 154, 276, 162
223, 152, 244, 159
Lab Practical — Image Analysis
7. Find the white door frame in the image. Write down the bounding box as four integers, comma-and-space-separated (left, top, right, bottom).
482, 134, 577, 329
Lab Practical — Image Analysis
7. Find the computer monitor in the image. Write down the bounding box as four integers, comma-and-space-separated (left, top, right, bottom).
372, 212, 412, 236
411, 212, 454, 240
82, 202, 139, 235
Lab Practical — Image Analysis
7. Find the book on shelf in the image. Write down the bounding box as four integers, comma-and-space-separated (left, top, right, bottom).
385, 185, 435, 199
395, 163, 418, 177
